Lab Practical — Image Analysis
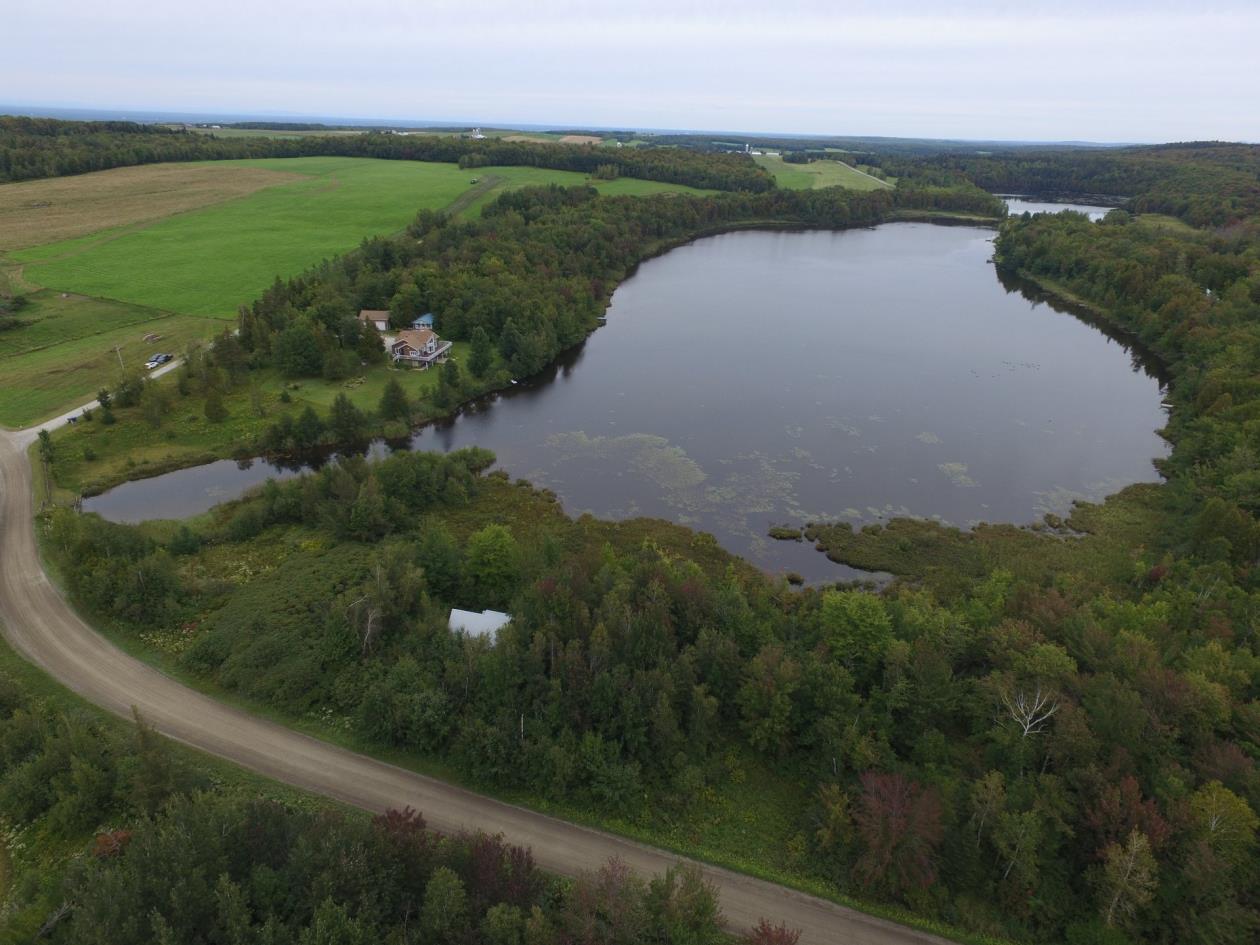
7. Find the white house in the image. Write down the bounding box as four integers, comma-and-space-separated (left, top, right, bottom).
448, 608, 512, 641
359, 309, 390, 332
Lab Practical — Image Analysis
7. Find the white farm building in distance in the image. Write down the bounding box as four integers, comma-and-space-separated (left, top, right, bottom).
448, 608, 512, 641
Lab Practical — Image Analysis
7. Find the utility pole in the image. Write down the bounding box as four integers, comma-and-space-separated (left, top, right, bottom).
114, 344, 125, 372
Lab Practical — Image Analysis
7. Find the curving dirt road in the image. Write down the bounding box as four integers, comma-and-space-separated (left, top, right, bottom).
0, 423, 949, 945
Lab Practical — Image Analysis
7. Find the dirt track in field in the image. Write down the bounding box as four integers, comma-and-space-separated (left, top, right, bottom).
0, 421, 950, 945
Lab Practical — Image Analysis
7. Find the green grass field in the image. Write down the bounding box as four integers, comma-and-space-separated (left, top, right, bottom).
14, 157, 710, 318
13, 157, 480, 317
460, 165, 711, 216
753, 154, 893, 191
0, 291, 223, 427
1, 157, 707, 427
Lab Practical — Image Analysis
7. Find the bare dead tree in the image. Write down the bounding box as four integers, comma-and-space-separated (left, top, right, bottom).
999, 683, 1059, 737
345, 563, 393, 657
346, 593, 382, 657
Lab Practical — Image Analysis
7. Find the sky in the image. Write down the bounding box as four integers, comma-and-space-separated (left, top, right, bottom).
7, 0, 1260, 142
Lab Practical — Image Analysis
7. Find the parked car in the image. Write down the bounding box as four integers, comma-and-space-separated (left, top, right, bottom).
144, 353, 174, 370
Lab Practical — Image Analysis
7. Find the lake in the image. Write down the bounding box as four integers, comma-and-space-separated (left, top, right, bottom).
1003, 196, 1114, 220
85, 220, 1169, 583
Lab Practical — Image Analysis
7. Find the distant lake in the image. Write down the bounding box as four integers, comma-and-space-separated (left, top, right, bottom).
1003, 196, 1114, 220
86, 220, 1168, 583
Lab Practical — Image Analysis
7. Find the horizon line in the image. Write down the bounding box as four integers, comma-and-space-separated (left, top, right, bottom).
0, 102, 1166, 148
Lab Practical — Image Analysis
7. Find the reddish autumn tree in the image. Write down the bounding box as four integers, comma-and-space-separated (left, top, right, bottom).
370, 806, 436, 893
744, 918, 802, 945
853, 771, 944, 897
1084, 775, 1171, 854
562, 857, 648, 945
448, 830, 542, 913
372, 806, 430, 846
92, 829, 132, 859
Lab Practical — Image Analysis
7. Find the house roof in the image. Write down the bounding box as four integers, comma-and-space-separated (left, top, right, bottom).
358, 309, 389, 322
448, 609, 512, 639
392, 328, 435, 350
412, 313, 434, 326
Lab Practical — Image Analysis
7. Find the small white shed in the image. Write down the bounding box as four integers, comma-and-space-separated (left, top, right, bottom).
448, 608, 512, 641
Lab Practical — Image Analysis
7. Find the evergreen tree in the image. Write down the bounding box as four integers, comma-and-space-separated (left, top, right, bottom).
294, 406, 325, 448
330, 393, 367, 443
469, 325, 494, 377
273, 324, 323, 377
378, 377, 411, 423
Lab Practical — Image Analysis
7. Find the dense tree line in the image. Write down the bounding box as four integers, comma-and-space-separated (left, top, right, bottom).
0, 670, 731, 945
0, 116, 772, 191
0, 672, 204, 940
55, 798, 727, 945
899, 142, 1260, 227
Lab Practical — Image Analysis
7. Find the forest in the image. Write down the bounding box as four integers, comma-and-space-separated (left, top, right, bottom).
0, 665, 733, 944
11, 129, 1260, 944
897, 143, 1260, 227
0, 116, 773, 192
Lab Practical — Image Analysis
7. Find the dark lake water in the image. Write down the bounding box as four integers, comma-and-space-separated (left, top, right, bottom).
85, 221, 1169, 583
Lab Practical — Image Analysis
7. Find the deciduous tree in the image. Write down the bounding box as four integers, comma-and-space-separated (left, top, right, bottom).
852, 771, 943, 897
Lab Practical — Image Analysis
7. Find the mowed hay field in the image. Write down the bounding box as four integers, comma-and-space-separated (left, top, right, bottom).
0, 163, 306, 251
752, 154, 892, 191
11, 157, 481, 317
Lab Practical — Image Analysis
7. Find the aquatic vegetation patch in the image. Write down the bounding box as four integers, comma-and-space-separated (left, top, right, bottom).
938, 462, 979, 488
545, 431, 709, 491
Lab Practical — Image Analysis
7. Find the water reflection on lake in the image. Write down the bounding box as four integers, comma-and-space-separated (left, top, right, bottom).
85, 222, 1168, 583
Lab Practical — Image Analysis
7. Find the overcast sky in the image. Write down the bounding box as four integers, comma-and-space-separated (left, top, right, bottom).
7, 0, 1259, 142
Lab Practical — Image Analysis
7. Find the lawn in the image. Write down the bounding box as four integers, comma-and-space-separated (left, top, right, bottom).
0, 290, 223, 427
753, 154, 893, 191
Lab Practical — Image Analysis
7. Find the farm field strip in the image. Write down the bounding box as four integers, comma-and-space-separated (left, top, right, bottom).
11, 156, 477, 316
753, 153, 893, 191
12, 157, 712, 317
0, 162, 306, 251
